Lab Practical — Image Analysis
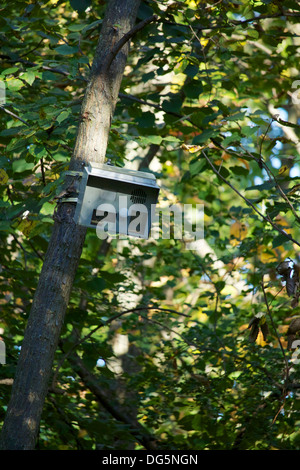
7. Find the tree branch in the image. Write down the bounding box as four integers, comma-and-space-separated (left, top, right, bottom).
52, 306, 189, 389
102, 14, 158, 73
0, 105, 29, 126
66, 350, 159, 450
239, 142, 300, 224
261, 280, 290, 424
0, 55, 71, 78
162, 11, 300, 32
201, 150, 300, 249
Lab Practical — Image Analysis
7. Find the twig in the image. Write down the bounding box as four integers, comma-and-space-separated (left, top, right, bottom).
230, 11, 300, 26
27, 239, 44, 262
40, 157, 46, 186
52, 306, 189, 388
138, 143, 160, 170
102, 14, 158, 73
261, 280, 290, 424
162, 11, 300, 32
240, 143, 300, 223
47, 396, 84, 449
259, 116, 274, 158
261, 281, 288, 365
201, 150, 300, 248
66, 350, 158, 450
19, 38, 44, 58
119, 91, 184, 118
0, 105, 29, 126
0, 55, 79, 79
11, 233, 27, 269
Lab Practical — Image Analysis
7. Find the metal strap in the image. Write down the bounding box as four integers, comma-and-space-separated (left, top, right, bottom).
59, 197, 78, 204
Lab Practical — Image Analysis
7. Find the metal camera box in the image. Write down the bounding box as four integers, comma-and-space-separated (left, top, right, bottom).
74, 162, 160, 239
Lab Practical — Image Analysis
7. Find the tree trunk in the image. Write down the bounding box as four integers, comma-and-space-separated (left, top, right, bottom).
0, 0, 141, 450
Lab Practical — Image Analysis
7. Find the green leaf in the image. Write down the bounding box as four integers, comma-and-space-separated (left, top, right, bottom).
0, 221, 14, 232
54, 45, 78, 55
136, 112, 155, 128
162, 96, 182, 114
99, 271, 126, 285
56, 110, 71, 124
230, 165, 249, 176
70, 0, 92, 12
6, 78, 24, 91
192, 128, 218, 144
183, 79, 203, 99
21, 71, 36, 86
190, 158, 206, 176
246, 181, 275, 191
227, 111, 247, 121
222, 132, 241, 147
241, 125, 259, 137
84, 277, 106, 292
0, 168, 9, 185
272, 233, 288, 248
28, 144, 47, 160
162, 136, 181, 143
1, 67, 19, 76
67, 24, 87, 32
138, 135, 162, 146
12, 158, 34, 173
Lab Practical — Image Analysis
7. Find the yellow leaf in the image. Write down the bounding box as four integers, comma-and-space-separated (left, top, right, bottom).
0, 169, 9, 185
18, 218, 38, 238
260, 315, 266, 325
78, 429, 88, 438
230, 221, 247, 246
256, 330, 267, 347
278, 165, 289, 176
181, 144, 204, 153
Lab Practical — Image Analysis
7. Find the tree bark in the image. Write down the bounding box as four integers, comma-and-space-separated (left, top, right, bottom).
0, 0, 141, 450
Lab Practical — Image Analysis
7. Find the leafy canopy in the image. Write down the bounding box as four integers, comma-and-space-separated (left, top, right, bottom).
1, 0, 300, 450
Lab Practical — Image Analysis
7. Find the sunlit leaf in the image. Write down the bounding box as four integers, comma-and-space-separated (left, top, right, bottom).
0, 169, 9, 185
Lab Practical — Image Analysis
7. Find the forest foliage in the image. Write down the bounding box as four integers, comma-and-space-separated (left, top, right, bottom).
1, 0, 300, 450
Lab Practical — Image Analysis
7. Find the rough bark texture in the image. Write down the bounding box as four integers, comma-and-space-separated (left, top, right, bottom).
0, 0, 141, 450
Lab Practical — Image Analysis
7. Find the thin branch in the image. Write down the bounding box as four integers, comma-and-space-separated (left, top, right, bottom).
162, 11, 300, 32
139, 313, 286, 392
119, 92, 182, 118
240, 143, 300, 223
138, 143, 160, 170
40, 157, 46, 187
66, 350, 158, 450
261, 280, 290, 424
19, 38, 44, 58
230, 11, 300, 26
201, 150, 300, 249
118, 92, 228, 151
0, 55, 83, 79
11, 234, 27, 270
259, 116, 274, 158
102, 14, 158, 73
261, 281, 288, 366
47, 396, 84, 449
52, 306, 189, 388
0, 105, 29, 126
120, 92, 300, 228
27, 239, 44, 262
